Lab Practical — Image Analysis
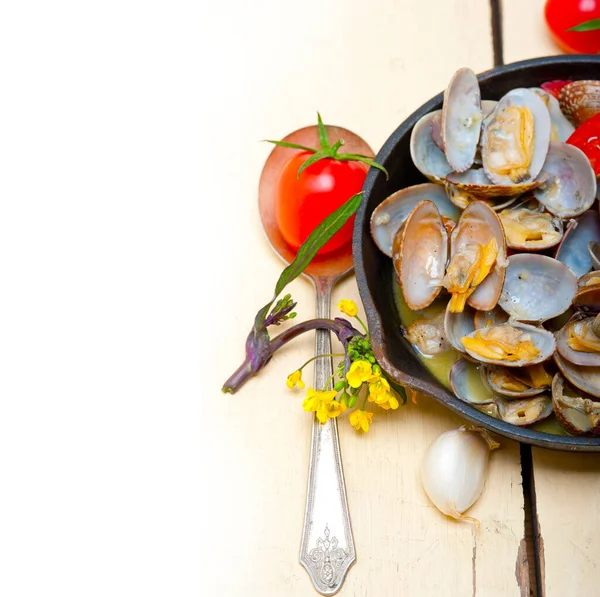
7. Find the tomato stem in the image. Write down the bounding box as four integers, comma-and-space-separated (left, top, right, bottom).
265, 113, 389, 180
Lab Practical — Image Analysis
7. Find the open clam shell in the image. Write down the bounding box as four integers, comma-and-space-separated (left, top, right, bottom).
370, 183, 459, 257
556, 316, 600, 367
449, 358, 497, 405
533, 142, 597, 218
442, 67, 482, 173
481, 88, 551, 186
444, 180, 520, 211
485, 364, 549, 398
444, 302, 475, 352
474, 307, 509, 329
574, 271, 600, 309
410, 111, 453, 183
559, 80, 600, 127
555, 210, 600, 278
496, 394, 553, 426
530, 87, 575, 142
498, 201, 563, 251
554, 351, 600, 400
462, 321, 556, 367
445, 168, 546, 198
392, 201, 448, 310
552, 372, 600, 435
430, 112, 444, 151
589, 242, 600, 271
448, 201, 507, 311
498, 254, 577, 322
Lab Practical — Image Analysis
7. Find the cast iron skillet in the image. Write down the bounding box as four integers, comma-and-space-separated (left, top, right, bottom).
353, 55, 600, 452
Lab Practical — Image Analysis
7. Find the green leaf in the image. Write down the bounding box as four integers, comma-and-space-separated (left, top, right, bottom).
274, 192, 362, 297
263, 139, 317, 153
317, 112, 330, 150
389, 380, 408, 405
568, 18, 600, 31
338, 153, 390, 180
297, 150, 329, 178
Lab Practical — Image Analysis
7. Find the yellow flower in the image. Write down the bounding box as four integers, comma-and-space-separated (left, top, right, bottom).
286, 370, 305, 390
367, 375, 399, 410
346, 360, 373, 388
339, 299, 358, 318
349, 409, 373, 432
316, 399, 344, 424
302, 388, 343, 424
367, 375, 391, 403
376, 393, 400, 410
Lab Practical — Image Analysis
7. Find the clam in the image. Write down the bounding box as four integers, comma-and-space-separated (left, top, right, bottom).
498, 254, 577, 322
485, 364, 551, 398
392, 201, 448, 310
498, 200, 563, 251
442, 67, 482, 173
573, 272, 600, 308
588, 242, 600, 271
533, 142, 597, 218
449, 358, 497, 405
482, 100, 498, 118
556, 315, 600, 367
530, 87, 575, 142
559, 80, 600, 127
496, 394, 553, 426
444, 180, 520, 211
554, 350, 600, 400
552, 372, 600, 435
444, 303, 475, 352
410, 111, 453, 183
445, 168, 547, 198
481, 88, 551, 186
555, 210, 600, 278
430, 112, 444, 151
370, 184, 460, 257
473, 306, 509, 329
403, 312, 450, 356
461, 321, 556, 367
474, 402, 500, 418
443, 201, 507, 312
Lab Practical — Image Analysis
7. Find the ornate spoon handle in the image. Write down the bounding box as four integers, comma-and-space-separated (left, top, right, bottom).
299, 276, 355, 595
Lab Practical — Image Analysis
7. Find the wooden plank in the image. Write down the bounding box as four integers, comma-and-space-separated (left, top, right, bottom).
204, 1, 527, 594
502, 4, 600, 596
502, 0, 560, 64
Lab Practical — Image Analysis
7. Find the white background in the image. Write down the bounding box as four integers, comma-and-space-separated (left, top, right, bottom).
0, 2, 214, 594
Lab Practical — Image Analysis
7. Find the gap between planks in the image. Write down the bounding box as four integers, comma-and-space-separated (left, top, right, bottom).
489, 1, 542, 594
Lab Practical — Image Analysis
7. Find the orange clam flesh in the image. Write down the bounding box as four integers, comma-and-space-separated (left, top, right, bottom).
462, 325, 540, 363
485, 105, 535, 183
443, 238, 498, 312
567, 319, 600, 354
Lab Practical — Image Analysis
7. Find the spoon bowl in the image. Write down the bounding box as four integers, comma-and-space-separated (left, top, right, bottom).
258, 124, 373, 281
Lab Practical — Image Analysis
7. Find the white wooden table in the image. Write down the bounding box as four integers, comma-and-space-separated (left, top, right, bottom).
205, 0, 600, 595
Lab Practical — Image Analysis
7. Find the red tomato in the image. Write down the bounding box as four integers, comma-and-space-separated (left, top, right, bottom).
275, 152, 367, 255
567, 113, 600, 175
545, 0, 600, 54
541, 80, 570, 99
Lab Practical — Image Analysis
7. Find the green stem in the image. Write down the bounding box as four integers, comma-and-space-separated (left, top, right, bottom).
361, 394, 369, 411
324, 370, 339, 390
354, 315, 369, 337
297, 353, 345, 372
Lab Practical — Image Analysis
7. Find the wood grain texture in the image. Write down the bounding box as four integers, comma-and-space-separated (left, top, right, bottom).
203, 1, 526, 594
502, 4, 600, 595
502, 0, 559, 63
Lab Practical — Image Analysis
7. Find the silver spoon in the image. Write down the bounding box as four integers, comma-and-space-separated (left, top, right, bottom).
258, 124, 373, 595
